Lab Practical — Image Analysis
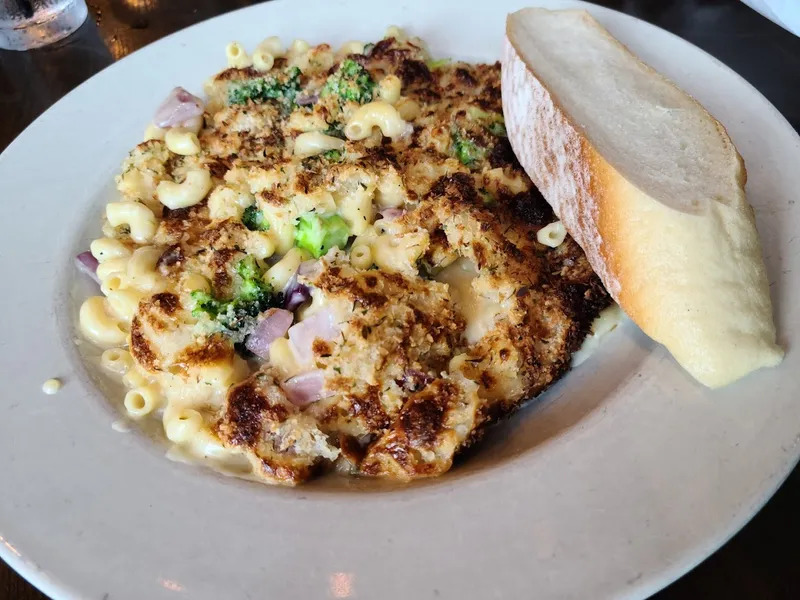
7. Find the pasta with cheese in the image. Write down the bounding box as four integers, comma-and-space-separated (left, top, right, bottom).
75, 31, 612, 487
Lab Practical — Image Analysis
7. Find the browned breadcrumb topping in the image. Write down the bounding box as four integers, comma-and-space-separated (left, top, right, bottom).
118, 36, 610, 485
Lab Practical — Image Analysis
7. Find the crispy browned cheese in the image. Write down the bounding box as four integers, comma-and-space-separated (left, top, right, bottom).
122, 36, 610, 485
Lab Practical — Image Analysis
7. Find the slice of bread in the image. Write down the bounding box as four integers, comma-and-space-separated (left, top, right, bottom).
502, 8, 783, 388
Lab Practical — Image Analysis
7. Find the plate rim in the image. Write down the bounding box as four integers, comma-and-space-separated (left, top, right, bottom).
0, 1, 798, 599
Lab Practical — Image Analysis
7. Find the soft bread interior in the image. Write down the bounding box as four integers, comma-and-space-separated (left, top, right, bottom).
502, 8, 783, 387
506, 8, 743, 215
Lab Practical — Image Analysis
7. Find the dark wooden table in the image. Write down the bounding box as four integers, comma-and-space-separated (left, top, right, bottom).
1, 0, 798, 598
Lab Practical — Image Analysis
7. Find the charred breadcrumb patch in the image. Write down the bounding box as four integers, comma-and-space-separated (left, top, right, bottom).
218, 373, 337, 485
508, 188, 554, 226
222, 378, 274, 447
150, 292, 181, 316
175, 334, 232, 368
360, 378, 478, 479
214, 66, 261, 82
118, 37, 611, 485
129, 316, 157, 371
157, 245, 185, 272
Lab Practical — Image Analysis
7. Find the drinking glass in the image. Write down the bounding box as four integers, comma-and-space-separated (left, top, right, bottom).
0, 0, 88, 50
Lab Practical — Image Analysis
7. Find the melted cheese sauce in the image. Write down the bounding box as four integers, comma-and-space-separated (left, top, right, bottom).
437, 259, 502, 344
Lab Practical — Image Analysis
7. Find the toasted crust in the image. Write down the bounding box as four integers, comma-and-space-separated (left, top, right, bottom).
502, 9, 783, 387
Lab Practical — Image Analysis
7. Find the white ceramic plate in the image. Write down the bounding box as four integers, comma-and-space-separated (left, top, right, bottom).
0, 0, 798, 598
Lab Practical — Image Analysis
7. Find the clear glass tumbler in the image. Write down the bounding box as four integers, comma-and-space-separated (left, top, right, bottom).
0, 0, 88, 50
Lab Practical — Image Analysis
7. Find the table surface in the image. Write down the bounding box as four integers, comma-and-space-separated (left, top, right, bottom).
1, 0, 799, 598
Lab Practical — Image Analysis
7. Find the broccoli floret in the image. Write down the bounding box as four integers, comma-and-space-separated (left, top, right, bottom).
321, 59, 376, 104
241, 205, 270, 231
322, 149, 343, 162
190, 257, 279, 336
478, 188, 495, 206
227, 66, 302, 110
235, 256, 275, 308
190, 290, 223, 319
236, 255, 261, 283
324, 121, 345, 139
294, 212, 350, 258
487, 121, 507, 137
451, 130, 487, 167
467, 106, 507, 137
426, 58, 451, 70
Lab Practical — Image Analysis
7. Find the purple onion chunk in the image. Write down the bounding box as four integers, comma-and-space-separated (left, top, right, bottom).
284, 284, 312, 312
75, 251, 100, 285
378, 208, 405, 221
295, 93, 319, 106
154, 87, 204, 129
244, 309, 294, 359
282, 370, 329, 406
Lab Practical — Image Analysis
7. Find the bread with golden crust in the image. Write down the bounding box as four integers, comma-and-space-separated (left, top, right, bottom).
502, 8, 783, 387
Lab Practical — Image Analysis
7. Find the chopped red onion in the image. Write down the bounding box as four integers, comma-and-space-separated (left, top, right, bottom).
154, 87, 204, 129
284, 284, 311, 312
295, 93, 319, 106
75, 251, 100, 285
288, 308, 340, 366
297, 259, 321, 278
281, 370, 329, 406
244, 309, 294, 359
379, 208, 405, 221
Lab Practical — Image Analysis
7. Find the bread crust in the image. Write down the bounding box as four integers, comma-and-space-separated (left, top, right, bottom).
502, 9, 783, 387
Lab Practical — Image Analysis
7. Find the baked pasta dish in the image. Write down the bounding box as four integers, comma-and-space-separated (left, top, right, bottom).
76, 29, 612, 485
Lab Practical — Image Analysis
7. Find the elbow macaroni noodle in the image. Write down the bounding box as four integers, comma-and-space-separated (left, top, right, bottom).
378, 75, 402, 105
226, 42, 252, 68
156, 168, 212, 209
101, 348, 134, 374
345, 101, 411, 140
350, 245, 373, 270
79, 296, 128, 347
257, 36, 284, 57
266, 247, 310, 290
124, 385, 162, 418
165, 127, 201, 155
91, 237, 131, 262
293, 131, 346, 157
106, 201, 158, 244
143, 123, 166, 142
252, 49, 275, 72
125, 246, 166, 293
338, 40, 365, 56
537, 221, 567, 248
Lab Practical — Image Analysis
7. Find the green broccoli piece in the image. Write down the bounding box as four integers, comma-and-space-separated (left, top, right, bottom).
236, 255, 261, 282
478, 188, 495, 206
190, 290, 223, 320
294, 212, 350, 258
487, 121, 507, 137
321, 58, 376, 104
235, 256, 275, 309
426, 58, 451, 70
190, 257, 279, 336
323, 121, 345, 139
451, 130, 487, 167
466, 106, 507, 137
322, 149, 343, 162
227, 66, 302, 110
241, 205, 270, 231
